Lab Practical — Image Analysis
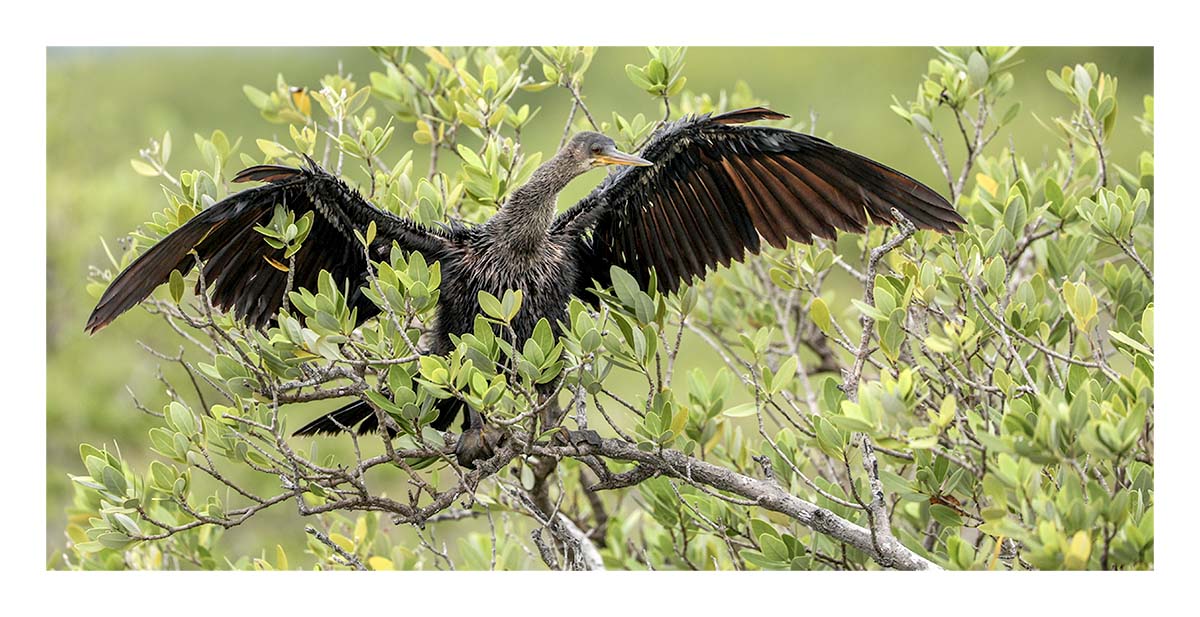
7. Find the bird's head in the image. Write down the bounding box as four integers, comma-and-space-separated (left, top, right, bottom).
560, 132, 653, 174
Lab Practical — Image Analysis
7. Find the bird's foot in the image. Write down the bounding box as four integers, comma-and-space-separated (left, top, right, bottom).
455, 423, 507, 469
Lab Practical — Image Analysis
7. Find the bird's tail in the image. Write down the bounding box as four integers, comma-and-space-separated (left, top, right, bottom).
292, 398, 382, 436
293, 396, 461, 437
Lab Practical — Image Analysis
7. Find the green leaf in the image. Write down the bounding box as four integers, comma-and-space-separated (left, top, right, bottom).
161, 131, 172, 164
168, 401, 197, 437
760, 534, 789, 562
257, 139, 292, 160
851, 299, 888, 321
1045, 177, 1065, 213
810, 297, 832, 335
929, 504, 964, 528
722, 403, 757, 418
880, 308, 907, 362
369, 556, 394, 570
243, 84, 270, 108
610, 266, 640, 306
624, 64, 654, 91
910, 114, 934, 135
130, 159, 159, 176
477, 291, 504, 321
365, 220, 377, 247
345, 87, 372, 115
1062, 279, 1098, 332
924, 335, 954, 354
1046, 69, 1071, 95
502, 289, 523, 321
1108, 330, 1153, 357
1000, 102, 1022, 126
329, 532, 356, 554
772, 356, 798, 393
168, 269, 184, 303
966, 51, 989, 90
101, 465, 128, 496
1064, 530, 1092, 569
670, 405, 689, 436
932, 396, 956, 427
457, 144, 485, 170
646, 59, 667, 84
1141, 304, 1154, 348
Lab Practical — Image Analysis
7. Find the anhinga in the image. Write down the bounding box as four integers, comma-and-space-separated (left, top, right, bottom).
86, 107, 963, 466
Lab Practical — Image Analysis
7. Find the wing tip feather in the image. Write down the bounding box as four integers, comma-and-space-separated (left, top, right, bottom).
232, 165, 303, 184
711, 107, 790, 125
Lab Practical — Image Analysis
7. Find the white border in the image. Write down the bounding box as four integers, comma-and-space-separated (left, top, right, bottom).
9, 0, 1194, 614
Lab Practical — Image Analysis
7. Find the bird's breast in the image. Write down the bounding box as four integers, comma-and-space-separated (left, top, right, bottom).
433, 240, 580, 347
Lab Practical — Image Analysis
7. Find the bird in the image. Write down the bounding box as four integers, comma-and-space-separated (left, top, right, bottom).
86, 106, 964, 466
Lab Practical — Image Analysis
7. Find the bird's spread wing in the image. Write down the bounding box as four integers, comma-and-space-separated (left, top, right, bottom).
552, 107, 964, 294
86, 157, 449, 333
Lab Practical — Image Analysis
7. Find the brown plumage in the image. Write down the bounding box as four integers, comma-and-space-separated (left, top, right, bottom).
554, 107, 962, 295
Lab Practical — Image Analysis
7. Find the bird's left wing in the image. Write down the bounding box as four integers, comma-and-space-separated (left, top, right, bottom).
552, 107, 963, 295
86, 156, 450, 333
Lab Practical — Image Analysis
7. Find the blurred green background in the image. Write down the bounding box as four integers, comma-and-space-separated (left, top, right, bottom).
46, 46, 1152, 565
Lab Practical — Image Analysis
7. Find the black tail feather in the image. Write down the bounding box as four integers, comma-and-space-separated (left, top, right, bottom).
292, 399, 381, 436
293, 395, 462, 438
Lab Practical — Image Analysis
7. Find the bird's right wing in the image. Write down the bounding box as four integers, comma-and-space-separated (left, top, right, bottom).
86, 157, 450, 333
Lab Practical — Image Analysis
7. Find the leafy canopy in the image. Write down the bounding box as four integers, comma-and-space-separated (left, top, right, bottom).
64, 46, 1152, 571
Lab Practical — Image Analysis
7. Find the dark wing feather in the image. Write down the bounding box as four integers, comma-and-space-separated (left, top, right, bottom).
553, 107, 963, 295
86, 157, 449, 334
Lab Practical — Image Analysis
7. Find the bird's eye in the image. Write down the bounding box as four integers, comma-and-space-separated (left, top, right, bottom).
591, 144, 603, 154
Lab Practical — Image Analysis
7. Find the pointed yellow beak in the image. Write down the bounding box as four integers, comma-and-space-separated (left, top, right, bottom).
594, 145, 653, 167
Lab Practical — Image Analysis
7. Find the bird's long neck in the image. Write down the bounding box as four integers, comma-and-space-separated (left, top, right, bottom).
488, 153, 577, 255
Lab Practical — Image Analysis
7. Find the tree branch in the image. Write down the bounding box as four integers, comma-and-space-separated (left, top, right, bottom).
535, 438, 939, 570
